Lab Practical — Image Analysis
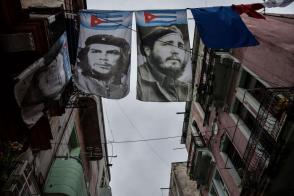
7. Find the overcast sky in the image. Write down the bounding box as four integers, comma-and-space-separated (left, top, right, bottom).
86, 1, 294, 196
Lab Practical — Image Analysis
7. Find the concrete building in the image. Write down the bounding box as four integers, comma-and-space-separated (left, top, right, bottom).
181, 14, 294, 196
0, 1, 112, 195
169, 162, 199, 196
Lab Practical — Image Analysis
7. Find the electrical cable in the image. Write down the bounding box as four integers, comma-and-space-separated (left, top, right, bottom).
104, 105, 116, 163
104, 105, 116, 141
115, 101, 171, 166
108, 135, 181, 143
49, 122, 250, 146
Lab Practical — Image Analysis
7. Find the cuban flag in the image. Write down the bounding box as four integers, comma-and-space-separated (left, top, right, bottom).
136, 9, 188, 27
80, 10, 132, 30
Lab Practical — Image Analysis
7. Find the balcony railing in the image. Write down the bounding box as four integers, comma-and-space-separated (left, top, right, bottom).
241, 87, 294, 193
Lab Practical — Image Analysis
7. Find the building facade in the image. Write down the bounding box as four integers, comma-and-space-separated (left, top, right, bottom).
168, 162, 200, 196
0, 1, 112, 195
181, 14, 294, 196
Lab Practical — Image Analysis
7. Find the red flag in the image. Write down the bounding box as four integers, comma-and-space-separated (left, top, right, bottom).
90, 15, 104, 27
232, 3, 265, 19
144, 12, 158, 23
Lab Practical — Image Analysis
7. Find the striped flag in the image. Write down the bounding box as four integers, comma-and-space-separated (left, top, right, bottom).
136, 9, 188, 27
143, 11, 177, 24
80, 11, 130, 30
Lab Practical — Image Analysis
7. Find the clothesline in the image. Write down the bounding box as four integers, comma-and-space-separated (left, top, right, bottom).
69, 0, 294, 12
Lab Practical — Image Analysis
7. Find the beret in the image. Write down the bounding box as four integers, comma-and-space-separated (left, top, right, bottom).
142, 25, 183, 44
85, 34, 130, 50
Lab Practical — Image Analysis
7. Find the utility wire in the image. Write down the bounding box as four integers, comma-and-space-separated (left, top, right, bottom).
49, 135, 180, 145
103, 102, 116, 163
104, 104, 116, 142
115, 101, 171, 166
108, 136, 181, 143
50, 121, 249, 146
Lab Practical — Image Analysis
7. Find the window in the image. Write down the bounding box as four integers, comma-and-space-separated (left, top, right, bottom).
238, 69, 266, 104
209, 184, 218, 196
212, 170, 230, 196
220, 135, 244, 178
233, 99, 256, 131
191, 121, 205, 147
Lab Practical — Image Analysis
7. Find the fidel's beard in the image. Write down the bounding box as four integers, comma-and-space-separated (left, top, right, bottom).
149, 54, 186, 79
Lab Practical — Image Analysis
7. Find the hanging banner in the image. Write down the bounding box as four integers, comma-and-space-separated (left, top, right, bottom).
14, 32, 72, 128
263, 0, 294, 7
191, 7, 259, 49
136, 10, 192, 102
74, 10, 132, 99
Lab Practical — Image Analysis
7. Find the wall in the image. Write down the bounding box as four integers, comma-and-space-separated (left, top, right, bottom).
169, 162, 199, 196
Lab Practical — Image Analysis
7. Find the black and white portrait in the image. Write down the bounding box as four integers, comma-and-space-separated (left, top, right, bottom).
75, 10, 133, 99
14, 33, 71, 128
137, 25, 192, 102
74, 34, 131, 99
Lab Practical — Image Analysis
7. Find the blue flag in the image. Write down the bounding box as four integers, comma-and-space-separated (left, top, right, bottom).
191, 6, 259, 49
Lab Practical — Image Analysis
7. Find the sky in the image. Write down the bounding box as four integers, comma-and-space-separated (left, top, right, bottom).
86, 1, 294, 196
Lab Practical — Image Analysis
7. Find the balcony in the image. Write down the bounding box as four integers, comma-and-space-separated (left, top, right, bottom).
189, 149, 215, 186
1, 161, 40, 196
209, 169, 230, 196
220, 135, 244, 187
191, 121, 206, 148
235, 87, 286, 140
241, 87, 294, 194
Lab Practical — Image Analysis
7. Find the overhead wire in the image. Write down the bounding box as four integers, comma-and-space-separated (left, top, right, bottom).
104, 105, 116, 163
50, 122, 249, 146
115, 101, 171, 166
108, 135, 181, 143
